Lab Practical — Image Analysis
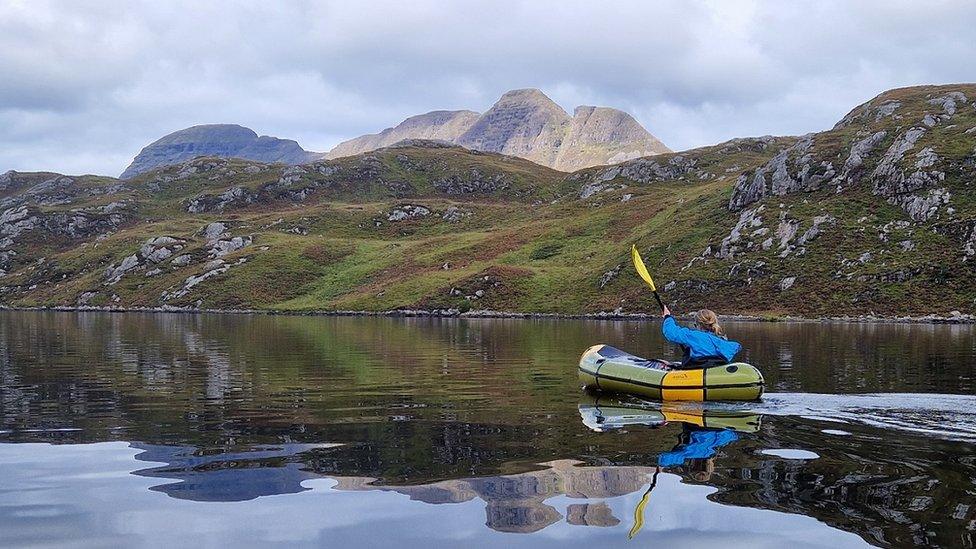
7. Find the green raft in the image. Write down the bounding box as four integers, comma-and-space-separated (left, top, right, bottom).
579, 344, 764, 401
578, 395, 762, 432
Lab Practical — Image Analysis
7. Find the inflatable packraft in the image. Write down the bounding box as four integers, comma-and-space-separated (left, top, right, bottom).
579, 344, 764, 401
577, 396, 762, 433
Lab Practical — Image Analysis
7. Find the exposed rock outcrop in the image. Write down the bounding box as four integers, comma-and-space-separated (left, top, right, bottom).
187, 186, 256, 213
831, 130, 887, 191
575, 154, 698, 198
104, 235, 187, 284
202, 222, 252, 258
163, 257, 247, 301
729, 135, 836, 211
835, 100, 902, 129
870, 129, 949, 220
386, 204, 431, 221
441, 206, 470, 223
432, 169, 512, 195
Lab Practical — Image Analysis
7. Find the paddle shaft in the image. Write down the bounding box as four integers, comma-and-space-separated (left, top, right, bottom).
629, 468, 661, 539
652, 290, 665, 312
631, 245, 667, 313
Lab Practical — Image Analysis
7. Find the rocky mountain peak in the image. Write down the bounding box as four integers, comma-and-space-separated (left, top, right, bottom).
121, 90, 672, 177
325, 110, 480, 160
455, 89, 572, 166
160, 124, 256, 141
833, 84, 973, 130
325, 89, 670, 170
494, 88, 566, 110
120, 124, 318, 179
556, 106, 670, 171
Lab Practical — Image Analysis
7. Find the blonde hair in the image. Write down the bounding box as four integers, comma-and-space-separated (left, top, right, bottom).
695, 309, 724, 336
689, 458, 715, 482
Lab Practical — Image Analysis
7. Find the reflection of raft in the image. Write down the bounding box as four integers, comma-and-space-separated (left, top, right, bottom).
578, 396, 762, 433
579, 344, 764, 402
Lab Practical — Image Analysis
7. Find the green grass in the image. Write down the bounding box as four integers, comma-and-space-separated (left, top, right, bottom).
3, 84, 976, 316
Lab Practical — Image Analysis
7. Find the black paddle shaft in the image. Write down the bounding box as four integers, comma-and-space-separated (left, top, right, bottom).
652, 291, 665, 311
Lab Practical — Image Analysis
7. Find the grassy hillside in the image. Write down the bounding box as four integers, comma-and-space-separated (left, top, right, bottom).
1, 85, 974, 317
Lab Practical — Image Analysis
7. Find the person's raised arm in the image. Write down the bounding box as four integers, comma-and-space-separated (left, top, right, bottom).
661, 308, 692, 346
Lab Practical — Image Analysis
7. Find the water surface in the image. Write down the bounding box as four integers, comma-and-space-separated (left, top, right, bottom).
1, 312, 975, 547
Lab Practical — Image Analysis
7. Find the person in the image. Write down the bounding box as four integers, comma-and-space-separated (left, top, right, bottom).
631, 422, 740, 538
660, 305, 741, 368
657, 423, 739, 480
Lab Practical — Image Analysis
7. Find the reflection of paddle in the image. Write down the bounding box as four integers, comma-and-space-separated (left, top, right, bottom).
631, 245, 665, 312
628, 467, 660, 539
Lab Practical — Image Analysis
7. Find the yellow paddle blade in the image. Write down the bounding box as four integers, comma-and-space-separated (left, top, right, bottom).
631, 245, 656, 291
629, 485, 652, 539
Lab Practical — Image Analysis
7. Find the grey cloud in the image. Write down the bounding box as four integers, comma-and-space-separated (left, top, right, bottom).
1, 0, 974, 176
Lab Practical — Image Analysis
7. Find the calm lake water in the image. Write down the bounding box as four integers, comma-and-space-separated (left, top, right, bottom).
1, 312, 975, 548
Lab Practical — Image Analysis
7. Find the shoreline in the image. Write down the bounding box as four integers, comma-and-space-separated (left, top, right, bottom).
1, 305, 974, 324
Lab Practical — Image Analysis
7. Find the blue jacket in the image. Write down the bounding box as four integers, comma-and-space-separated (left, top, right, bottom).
662, 316, 741, 364
658, 429, 739, 467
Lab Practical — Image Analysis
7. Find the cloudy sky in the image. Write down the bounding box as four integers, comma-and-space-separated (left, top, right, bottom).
2, 0, 975, 176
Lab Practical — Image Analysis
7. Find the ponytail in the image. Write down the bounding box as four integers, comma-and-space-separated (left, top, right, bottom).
695, 309, 724, 337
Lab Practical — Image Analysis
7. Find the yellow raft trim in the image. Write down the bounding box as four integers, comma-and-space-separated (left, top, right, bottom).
661, 370, 704, 401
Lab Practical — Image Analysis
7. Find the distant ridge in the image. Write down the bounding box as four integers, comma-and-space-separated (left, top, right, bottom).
120, 124, 319, 179
120, 90, 669, 177
326, 88, 670, 171
326, 111, 481, 160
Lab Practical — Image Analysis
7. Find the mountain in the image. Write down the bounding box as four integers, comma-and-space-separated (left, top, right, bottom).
120, 90, 668, 178
2, 84, 975, 317
556, 105, 670, 171
326, 111, 481, 160
120, 124, 319, 179
326, 88, 671, 171
454, 88, 572, 167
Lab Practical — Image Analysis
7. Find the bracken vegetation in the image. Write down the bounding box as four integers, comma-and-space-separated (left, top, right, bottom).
1, 84, 974, 316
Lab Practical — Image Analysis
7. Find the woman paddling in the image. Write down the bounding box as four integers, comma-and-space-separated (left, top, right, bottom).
660, 306, 742, 368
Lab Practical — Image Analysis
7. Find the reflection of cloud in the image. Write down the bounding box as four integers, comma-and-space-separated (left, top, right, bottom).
334, 460, 654, 533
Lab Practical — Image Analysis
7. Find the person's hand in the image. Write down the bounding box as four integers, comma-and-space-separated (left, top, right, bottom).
661, 305, 671, 317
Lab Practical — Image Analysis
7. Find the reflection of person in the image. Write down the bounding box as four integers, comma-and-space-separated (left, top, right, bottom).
631, 424, 740, 538
657, 424, 739, 473
660, 306, 741, 368
686, 458, 715, 482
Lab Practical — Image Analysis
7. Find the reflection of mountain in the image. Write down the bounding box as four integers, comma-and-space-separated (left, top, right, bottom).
123, 429, 976, 545
335, 460, 655, 533
132, 441, 653, 533
3, 312, 976, 546
130, 438, 652, 532
131, 443, 338, 502
566, 502, 619, 527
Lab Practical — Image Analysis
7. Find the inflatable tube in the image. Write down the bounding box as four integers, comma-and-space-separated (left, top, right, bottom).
578, 395, 762, 432
579, 344, 764, 401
